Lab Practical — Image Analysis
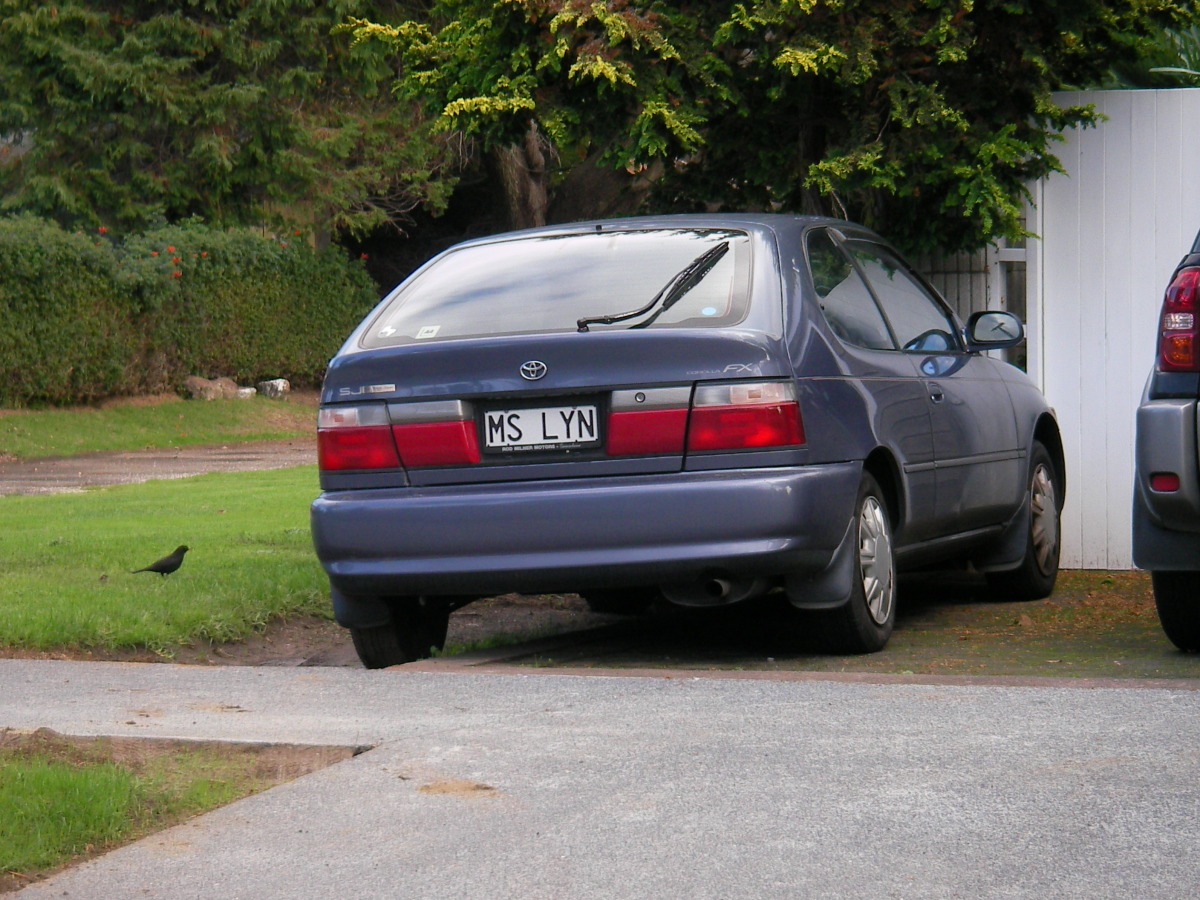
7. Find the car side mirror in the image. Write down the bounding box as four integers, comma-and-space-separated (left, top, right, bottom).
965, 311, 1024, 351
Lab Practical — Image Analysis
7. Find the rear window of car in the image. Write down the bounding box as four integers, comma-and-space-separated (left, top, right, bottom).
361, 228, 753, 347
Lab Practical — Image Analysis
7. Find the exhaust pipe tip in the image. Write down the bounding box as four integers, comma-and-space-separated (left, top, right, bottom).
706, 578, 732, 600
661, 574, 769, 607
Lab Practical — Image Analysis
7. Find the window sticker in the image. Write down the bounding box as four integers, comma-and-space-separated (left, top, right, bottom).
378, 325, 397, 337
416, 325, 441, 339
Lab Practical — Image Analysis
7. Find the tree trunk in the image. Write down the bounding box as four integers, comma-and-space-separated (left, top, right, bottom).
548, 153, 664, 224
494, 121, 551, 230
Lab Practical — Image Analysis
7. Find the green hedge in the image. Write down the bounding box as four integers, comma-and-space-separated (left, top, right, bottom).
0, 217, 379, 407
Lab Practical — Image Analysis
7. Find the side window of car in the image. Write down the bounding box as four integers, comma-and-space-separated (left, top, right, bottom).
805, 229, 895, 351
844, 242, 960, 352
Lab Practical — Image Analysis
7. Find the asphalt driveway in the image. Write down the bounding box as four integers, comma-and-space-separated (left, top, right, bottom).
4, 659, 1199, 899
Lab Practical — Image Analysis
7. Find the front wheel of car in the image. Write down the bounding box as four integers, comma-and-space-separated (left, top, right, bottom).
987, 441, 1061, 600
1152, 572, 1200, 652
814, 473, 896, 654
349, 597, 452, 669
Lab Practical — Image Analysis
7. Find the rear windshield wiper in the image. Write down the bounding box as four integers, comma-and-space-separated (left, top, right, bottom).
576, 241, 730, 333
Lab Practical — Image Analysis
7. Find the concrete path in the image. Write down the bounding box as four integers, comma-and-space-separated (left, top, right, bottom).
4, 659, 1199, 899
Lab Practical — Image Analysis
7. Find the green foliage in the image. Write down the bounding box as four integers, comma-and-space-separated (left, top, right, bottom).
345, 0, 1197, 252
345, 0, 708, 165
117, 222, 377, 388
0, 1, 454, 236
0, 216, 378, 407
0, 215, 137, 404
1105, 23, 1200, 85
4, 0, 1194, 251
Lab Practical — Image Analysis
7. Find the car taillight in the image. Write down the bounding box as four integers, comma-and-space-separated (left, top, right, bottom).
317, 405, 401, 471
1158, 267, 1200, 373
389, 400, 481, 468
687, 381, 805, 451
607, 387, 691, 456
1150, 472, 1181, 493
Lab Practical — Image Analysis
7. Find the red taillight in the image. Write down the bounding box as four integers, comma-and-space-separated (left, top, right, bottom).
608, 408, 689, 455
1158, 267, 1200, 373
606, 387, 691, 456
317, 406, 401, 471
317, 402, 480, 471
320, 383, 804, 471
687, 381, 805, 452
392, 421, 480, 467
1151, 472, 1181, 493
389, 400, 480, 468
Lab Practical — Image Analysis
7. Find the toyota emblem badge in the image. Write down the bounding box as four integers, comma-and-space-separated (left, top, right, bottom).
520, 360, 548, 381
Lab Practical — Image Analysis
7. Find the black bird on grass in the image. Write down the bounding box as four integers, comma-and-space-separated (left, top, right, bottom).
131, 545, 190, 577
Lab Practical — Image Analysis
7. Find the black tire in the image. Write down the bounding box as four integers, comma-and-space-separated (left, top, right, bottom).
987, 441, 1061, 600
349, 597, 452, 669
1152, 571, 1200, 652
815, 473, 896, 654
581, 588, 657, 616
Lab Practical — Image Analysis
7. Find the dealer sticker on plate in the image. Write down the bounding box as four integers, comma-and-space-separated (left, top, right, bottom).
483, 405, 600, 453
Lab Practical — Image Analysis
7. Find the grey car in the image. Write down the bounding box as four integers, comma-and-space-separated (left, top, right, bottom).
311, 215, 1065, 668
1133, 228, 1200, 651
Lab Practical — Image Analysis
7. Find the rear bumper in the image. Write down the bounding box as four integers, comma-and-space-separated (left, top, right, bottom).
1133, 392, 1200, 571
311, 463, 861, 598
1134, 396, 1200, 530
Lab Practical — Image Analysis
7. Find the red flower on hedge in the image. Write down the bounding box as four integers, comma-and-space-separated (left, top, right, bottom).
172, 270, 182, 278
98, 226, 108, 235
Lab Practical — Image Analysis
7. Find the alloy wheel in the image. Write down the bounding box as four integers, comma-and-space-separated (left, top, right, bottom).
1029, 463, 1059, 576
858, 495, 895, 626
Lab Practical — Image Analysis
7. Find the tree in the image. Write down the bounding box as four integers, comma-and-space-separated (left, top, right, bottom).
1105, 23, 1200, 85
0, 0, 456, 236
345, 0, 1195, 252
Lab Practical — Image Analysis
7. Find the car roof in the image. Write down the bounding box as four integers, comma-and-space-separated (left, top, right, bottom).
444, 213, 878, 251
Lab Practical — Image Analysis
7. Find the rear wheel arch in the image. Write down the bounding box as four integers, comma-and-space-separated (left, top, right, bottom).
1033, 415, 1066, 509
863, 448, 903, 532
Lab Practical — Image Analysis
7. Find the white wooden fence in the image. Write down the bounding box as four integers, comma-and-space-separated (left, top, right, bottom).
921, 89, 1200, 569
1028, 89, 1200, 568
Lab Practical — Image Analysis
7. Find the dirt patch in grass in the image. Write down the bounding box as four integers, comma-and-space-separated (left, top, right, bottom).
0, 594, 619, 668
0, 570, 1190, 680
0, 728, 355, 894
503, 570, 1199, 681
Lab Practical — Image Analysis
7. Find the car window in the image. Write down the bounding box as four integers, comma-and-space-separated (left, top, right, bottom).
805, 229, 895, 351
843, 241, 960, 352
362, 228, 752, 347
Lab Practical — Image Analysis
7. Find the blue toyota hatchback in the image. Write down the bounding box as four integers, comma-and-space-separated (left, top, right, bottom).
311, 215, 1065, 667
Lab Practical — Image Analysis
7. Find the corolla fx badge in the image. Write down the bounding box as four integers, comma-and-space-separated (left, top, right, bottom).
520, 360, 548, 381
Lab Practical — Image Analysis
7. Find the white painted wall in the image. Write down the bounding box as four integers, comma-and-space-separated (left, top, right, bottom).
1028, 88, 1200, 568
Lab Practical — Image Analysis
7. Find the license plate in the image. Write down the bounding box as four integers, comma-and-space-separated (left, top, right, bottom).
482, 405, 601, 453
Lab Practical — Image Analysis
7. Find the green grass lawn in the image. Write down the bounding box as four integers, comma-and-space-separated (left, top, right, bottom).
0, 397, 346, 888
0, 395, 314, 460
0, 467, 328, 654
0, 731, 349, 891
